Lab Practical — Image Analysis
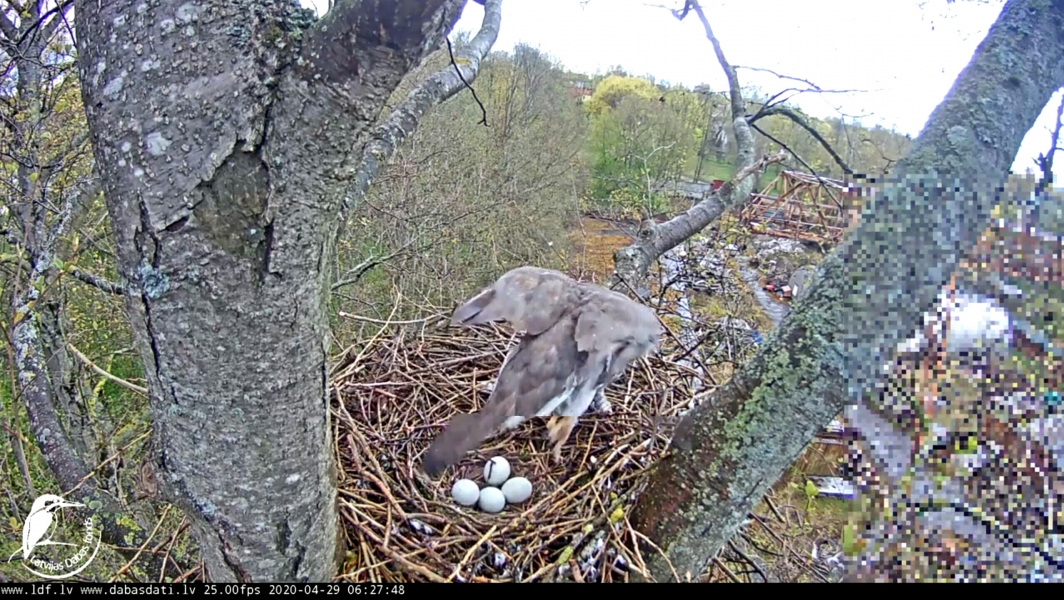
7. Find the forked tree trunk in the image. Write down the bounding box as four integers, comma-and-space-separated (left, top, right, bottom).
611, 1, 763, 291
630, 0, 1064, 582
73, 0, 479, 581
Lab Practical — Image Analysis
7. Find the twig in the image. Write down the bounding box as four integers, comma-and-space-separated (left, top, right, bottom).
445, 38, 487, 126
108, 505, 172, 582
713, 556, 742, 583
67, 342, 148, 395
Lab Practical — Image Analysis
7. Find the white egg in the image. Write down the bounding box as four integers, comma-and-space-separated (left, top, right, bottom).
451, 479, 480, 507
483, 456, 511, 486
478, 486, 506, 513
501, 477, 532, 504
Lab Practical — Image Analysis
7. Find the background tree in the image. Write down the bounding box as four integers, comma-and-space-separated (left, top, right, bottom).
610, 1, 778, 292
0, 1, 176, 578
71, 0, 503, 582
587, 86, 692, 216
332, 41, 588, 326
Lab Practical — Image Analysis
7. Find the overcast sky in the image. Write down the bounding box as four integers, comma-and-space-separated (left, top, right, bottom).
304, 0, 1063, 183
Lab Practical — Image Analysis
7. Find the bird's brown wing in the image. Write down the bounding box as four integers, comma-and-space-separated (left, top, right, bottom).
422, 316, 585, 478
451, 266, 581, 336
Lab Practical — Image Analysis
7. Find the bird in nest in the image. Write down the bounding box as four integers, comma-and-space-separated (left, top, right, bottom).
421, 266, 663, 478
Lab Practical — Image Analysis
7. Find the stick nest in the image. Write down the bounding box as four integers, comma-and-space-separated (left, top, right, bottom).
330, 314, 706, 582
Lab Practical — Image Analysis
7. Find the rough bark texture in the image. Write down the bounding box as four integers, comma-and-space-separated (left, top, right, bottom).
73, 0, 475, 582
630, 0, 1064, 582
612, 1, 759, 291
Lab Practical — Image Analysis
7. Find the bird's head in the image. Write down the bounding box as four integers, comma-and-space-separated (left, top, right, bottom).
29, 494, 83, 517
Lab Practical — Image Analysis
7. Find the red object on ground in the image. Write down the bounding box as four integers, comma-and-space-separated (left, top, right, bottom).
711, 179, 725, 191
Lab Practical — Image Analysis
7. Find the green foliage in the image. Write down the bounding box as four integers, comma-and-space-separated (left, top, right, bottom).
585, 83, 707, 217
581, 73, 913, 222
585, 75, 660, 115
332, 44, 588, 341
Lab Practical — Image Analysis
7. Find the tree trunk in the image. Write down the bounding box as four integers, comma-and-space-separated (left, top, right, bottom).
630, 0, 1064, 582
73, 0, 473, 582
612, 1, 761, 291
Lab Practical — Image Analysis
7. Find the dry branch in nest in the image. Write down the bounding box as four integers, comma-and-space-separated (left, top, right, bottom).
329, 314, 708, 582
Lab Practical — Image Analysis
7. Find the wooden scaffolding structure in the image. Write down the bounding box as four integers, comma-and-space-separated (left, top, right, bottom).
737, 170, 858, 244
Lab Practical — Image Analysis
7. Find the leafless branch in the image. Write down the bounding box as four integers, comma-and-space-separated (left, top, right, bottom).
750, 104, 853, 175
0, 10, 18, 44
734, 65, 870, 96
69, 266, 125, 295
341, 0, 503, 215
67, 342, 147, 395
748, 122, 817, 177
23, 0, 74, 50
331, 242, 416, 291
861, 136, 900, 173
1035, 90, 1064, 189
613, 0, 766, 287
334, 195, 513, 292
445, 37, 487, 126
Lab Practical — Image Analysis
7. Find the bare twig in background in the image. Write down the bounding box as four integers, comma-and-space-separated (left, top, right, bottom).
749, 105, 853, 175
67, 342, 148, 396
445, 37, 488, 126
1035, 90, 1064, 189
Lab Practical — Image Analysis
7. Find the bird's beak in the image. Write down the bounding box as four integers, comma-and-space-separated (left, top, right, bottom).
57, 500, 84, 509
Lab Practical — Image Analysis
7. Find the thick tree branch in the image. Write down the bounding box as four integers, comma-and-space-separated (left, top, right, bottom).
36, 0, 74, 47
630, 0, 1064, 581
10, 251, 174, 580
7, 0, 73, 50
341, 0, 503, 215
612, 0, 763, 290
0, 10, 18, 44
299, 0, 465, 91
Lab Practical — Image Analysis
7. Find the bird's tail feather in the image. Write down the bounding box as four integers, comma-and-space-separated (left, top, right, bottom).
422, 403, 513, 478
